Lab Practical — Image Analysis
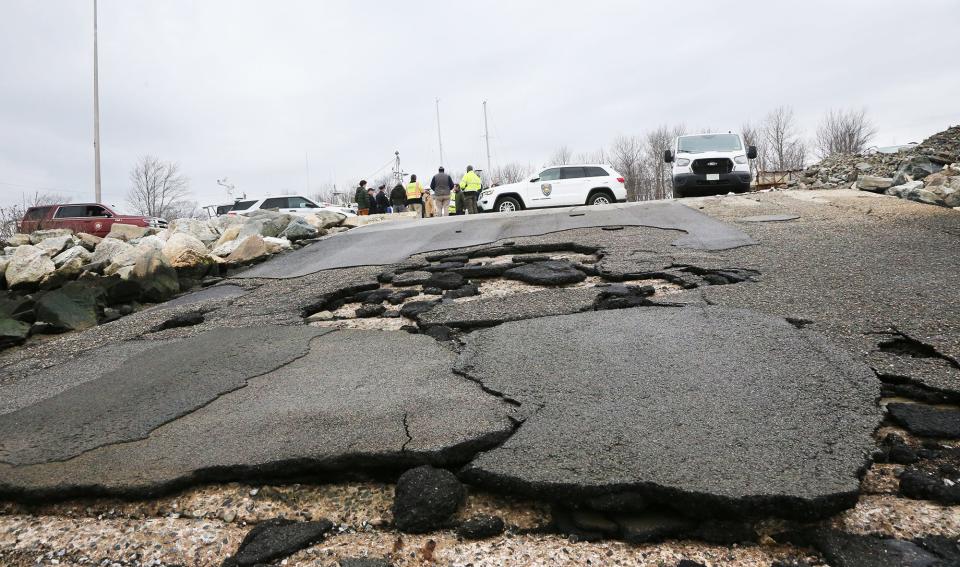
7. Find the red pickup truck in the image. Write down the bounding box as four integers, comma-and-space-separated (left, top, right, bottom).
19, 203, 167, 237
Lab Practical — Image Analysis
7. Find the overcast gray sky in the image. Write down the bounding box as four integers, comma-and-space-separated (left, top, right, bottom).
1, 0, 958, 209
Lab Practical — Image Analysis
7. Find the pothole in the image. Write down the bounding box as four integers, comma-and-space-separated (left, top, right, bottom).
301, 243, 758, 338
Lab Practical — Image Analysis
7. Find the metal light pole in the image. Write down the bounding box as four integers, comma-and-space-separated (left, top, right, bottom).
435, 98, 444, 167
483, 100, 491, 175
93, 0, 102, 202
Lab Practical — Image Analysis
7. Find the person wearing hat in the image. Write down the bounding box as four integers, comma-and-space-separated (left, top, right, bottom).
375, 184, 390, 213
429, 166, 454, 217
459, 165, 482, 214
354, 179, 370, 215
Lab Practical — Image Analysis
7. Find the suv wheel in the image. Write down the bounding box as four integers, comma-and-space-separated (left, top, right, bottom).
495, 196, 521, 212
587, 191, 614, 206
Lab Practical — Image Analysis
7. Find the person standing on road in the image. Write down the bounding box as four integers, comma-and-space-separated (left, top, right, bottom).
367, 187, 379, 214
354, 180, 370, 215
390, 183, 407, 212
429, 166, 454, 217
405, 174, 425, 217
376, 185, 390, 214
459, 166, 482, 214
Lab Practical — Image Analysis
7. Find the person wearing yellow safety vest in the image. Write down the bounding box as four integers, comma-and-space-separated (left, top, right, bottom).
405, 174, 425, 218
458, 166, 483, 214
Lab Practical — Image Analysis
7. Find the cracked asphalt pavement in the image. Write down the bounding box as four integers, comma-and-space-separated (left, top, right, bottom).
0, 189, 957, 525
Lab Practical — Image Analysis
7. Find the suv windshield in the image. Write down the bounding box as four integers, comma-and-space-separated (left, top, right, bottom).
677, 134, 742, 153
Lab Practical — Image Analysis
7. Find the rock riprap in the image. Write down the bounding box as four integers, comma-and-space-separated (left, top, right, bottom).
456, 306, 882, 520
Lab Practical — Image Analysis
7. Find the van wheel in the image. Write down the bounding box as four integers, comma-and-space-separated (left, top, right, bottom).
587, 191, 614, 206
495, 196, 521, 212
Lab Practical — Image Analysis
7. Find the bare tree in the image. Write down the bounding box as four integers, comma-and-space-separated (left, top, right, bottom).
815, 108, 876, 158
574, 148, 608, 164
310, 183, 339, 205
608, 135, 647, 201
759, 106, 806, 171
127, 156, 191, 219
548, 145, 573, 166
0, 191, 70, 238
489, 162, 533, 186
644, 124, 685, 200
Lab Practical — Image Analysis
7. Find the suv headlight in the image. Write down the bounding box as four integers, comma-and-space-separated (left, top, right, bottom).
480, 189, 493, 197
676, 158, 690, 167
734, 155, 748, 164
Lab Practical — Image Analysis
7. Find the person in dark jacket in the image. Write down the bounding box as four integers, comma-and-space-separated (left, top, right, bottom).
429, 166, 454, 217
390, 183, 407, 212
375, 185, 390, 213
367, 188, 379, 214
354, 180, 369, 215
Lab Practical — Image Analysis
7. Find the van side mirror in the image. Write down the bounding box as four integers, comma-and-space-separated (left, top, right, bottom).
663, 150, 674, 163
530, 177, 539, 183
747, 145, 758, 160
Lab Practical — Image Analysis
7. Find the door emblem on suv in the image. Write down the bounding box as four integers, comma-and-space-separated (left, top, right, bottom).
541, 183, 552, 196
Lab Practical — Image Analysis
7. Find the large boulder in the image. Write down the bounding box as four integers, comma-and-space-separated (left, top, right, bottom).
0, 257, 7, 285
167, 248, 217, 280
39, 257, 87, 290
52, 246, 92, 268
162, 232, 207, 263
278, 218, 318, 241
304, 211, 346, 230
903, 186, 947, 207
129, 249, 179, 302
263, 237, 292, 253
212, 225, 242, 249
90, 238, 134, 265
106, 223, 150, 241
171, 218, 219, 245
245, 210, 292, 237
75, 232, 102, 251
6, 234, 31, 247
4, 245, 55, 290
392, 465, 467, 533
29, 229, 73, 244
211, 238, 243, 257
856, 175, 894, 192
0, 317, 30, 349
226, 235, 270, 264
134, 234, 166, 252
35, 235, 74, 257
884, 180, 924, 198
34, 281, 101, 331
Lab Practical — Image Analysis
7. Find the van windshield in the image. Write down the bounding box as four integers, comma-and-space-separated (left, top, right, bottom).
677, 134, 742, 153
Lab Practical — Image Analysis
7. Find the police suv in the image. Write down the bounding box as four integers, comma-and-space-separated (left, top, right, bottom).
477, 164, 627, 213
664, 133, 757, 198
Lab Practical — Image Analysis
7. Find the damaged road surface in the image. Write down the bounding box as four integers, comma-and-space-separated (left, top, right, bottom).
457, 306, 882, 520
0, 330, 516, 498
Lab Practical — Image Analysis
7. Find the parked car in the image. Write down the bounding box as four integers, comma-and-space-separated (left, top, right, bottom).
18, 203, 167, 237
664, 133, 757, 198
477, 164, 627, 213
227, 195, 356, 217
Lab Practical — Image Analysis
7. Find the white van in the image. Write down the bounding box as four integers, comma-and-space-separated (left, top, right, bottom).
477, 164, 627, 213
663, 133, 757, 198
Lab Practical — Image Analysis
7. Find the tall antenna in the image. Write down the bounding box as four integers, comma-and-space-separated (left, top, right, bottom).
93, 0, 102, 202
435, 98, 444, 167
483, 100, 491, 175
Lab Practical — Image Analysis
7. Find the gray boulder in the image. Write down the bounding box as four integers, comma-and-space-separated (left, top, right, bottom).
35, 281, 100, 331
106, 223, 150, 241
90, 238, 134, 265
904, 187, 947, 207
29, 229, 73, 244
885, 180, 924, 198
171, 218, 219, 245
162, 232, 207, 263
226, 235, 270, 264
35, 235, 74, 257
4, 245, 55, 289
856, 175, 894, 191
278, 219, 318, 241
304, 210, 346, 229
392, 465, 466, 533
0, 317, 30, 348
130, 249, 180, 302
52, 246, 92, 268
6, 234, 31, 247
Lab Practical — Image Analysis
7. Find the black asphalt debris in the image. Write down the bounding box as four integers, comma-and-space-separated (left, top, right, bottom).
222, 518, 333, 567
393, 465, 467, 533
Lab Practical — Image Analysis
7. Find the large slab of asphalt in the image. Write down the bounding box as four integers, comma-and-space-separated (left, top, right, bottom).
456, 306, 882, 520
236, 202, 756, 278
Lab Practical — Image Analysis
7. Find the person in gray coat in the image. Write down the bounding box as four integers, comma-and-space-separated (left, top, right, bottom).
429, 167, 454, 217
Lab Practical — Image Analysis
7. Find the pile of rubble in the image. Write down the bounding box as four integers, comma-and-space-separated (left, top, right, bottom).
0, 209, 353, 349
790, 124, 960, 208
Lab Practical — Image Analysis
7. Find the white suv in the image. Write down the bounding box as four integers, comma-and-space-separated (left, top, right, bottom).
478, 164, 627, 213
228, 195, 356, 217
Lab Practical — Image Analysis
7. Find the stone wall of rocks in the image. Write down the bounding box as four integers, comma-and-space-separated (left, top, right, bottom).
0, 209, 349, 349
789, 124, 960, 208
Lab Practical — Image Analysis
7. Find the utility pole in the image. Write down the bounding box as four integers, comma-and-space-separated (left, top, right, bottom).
93, 0, 102, 202
305, 152, 311, 194
435, 98, 444, 167
483, 100, 491, 175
